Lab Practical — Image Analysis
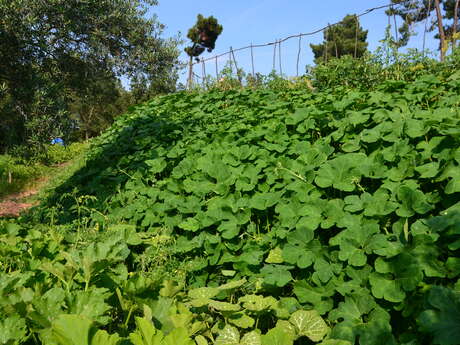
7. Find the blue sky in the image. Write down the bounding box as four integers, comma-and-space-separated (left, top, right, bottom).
151, 1, 439, 84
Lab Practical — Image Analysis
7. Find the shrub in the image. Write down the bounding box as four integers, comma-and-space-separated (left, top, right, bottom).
0, 155, 44, 196
44, 142, 89, 165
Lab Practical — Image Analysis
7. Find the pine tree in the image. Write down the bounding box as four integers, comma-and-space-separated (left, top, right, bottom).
184, 15, 223, 59
184, 15, 223, 88
389, 0, 460, 60
442, 0, 460, 48
310, 14, 368, 64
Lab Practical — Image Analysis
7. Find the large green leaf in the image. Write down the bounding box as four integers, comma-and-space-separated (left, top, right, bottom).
239, 295, 277, 312
240, 331, 261, 345
330, 304, 396, 345
286, 107, 310, 125
260, 327, 293, 345
228, 313, 255, 329
188, 287, 220, 300
265, 247, 284, 264
50, 314, 120, 345
132, 317, 164, 345
329, 292, 376, 326
208, 300, 241, 311
162, 328, 195, 345
91, 331, 121, 345
50, 315, 94, 345
330, 219, 377, 267
289, 310, 329, 342
218, 279, 247, 290
396, 185, 433, 217
315, 153, 366, 192
66, 288, 112, 325
260, 264, 293, 287
250, 192, 283, 210
215, 325, 240, 345
418, 286, 460, 345
293, 280, 334, 315
178, 218, 200, 232
0, 316, 27, 345
369, 253, 423, 303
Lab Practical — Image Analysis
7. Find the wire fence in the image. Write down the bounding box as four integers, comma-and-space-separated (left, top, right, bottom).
187, 2, 432, 88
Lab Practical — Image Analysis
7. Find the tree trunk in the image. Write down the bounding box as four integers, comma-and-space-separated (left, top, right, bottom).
187, 56, 193, 90
454, 0, 459, 49
434, 0, 446, 61
83, 107, 93, 140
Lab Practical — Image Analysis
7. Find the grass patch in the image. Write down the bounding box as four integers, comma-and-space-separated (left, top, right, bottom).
0, 142, 89, 199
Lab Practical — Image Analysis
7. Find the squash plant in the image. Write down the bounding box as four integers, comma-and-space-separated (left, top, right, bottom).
2, 70, 460, 344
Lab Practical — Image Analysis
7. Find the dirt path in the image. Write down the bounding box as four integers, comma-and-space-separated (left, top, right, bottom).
0, 189, 40, 217
0, 174, 49, 217
0, 161, 75, 217
0, 164, 69, 218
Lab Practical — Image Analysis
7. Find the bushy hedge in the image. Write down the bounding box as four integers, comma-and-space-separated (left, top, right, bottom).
307, 48, 460, 91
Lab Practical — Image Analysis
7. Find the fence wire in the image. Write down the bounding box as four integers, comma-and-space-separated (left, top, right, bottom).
193, 4, 395, 65
188, 2, 432, 86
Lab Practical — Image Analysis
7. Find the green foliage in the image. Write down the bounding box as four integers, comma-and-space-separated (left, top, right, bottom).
308, 38, 460, 91
310, 14, 368, 64
0, 0, 180, 152
185, 15, 223, 58
389, 0, 460, 49
44, 142, 90, 165
2, 66, 460, 344
0, 155, 45, 197
69, 75, 125, 140
418, 286, 460, 345
307, 54, 380, 90
48, 314, 121, 345
0, 142, 88, 197
200, 65, 314, 92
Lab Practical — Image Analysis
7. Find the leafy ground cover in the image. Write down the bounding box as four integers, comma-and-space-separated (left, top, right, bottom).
1, 70, 460, 345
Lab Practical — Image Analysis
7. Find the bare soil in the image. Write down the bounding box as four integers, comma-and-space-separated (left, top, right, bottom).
0, 172, 55, 218
0, 191, 39, 217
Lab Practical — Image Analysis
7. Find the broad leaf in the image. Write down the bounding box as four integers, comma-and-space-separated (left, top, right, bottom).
289, 310, 329, 342
260, 327, 294, 345
418, 286, 460, 345
215, 325, 240, 345
315, 153, 366, 192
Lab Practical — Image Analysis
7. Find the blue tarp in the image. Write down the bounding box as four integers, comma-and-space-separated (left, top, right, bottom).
51, 138, 64, 146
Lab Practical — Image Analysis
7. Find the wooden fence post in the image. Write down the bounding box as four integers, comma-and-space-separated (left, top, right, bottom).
187, 56, 193, 90
296, 35, 302, 77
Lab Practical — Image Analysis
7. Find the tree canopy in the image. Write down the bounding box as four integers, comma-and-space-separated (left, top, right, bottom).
0, 0, 180, 153
184, 14, 223, 58
389, 0, 460, 59
310, 14, 368, 64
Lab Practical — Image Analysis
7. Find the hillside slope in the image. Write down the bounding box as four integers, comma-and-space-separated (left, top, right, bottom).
3, 72, 460, 344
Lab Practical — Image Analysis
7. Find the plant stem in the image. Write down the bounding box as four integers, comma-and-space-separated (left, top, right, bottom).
124, 306, 134, 328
